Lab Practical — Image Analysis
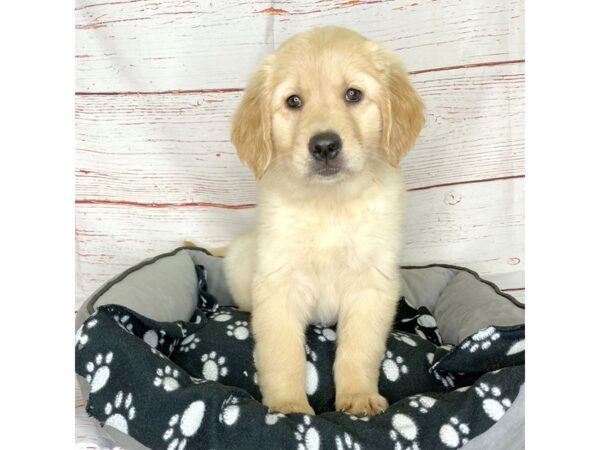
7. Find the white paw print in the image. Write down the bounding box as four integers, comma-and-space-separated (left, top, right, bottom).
200, 351, 228, 380
295, 415, 320, 450
199, 293, 218, 312
409, 395, 437, 414
104, 391, 136, 435
305, 345, 319, 396
416, 315, 442, 342
265, 412, 285, 425
163, 401, 206, 450
226, 321, 250, 340
219, 395, 241, 426
389, 413, 419, 450
416, 314, 437, 328
475, 383, 512, 421
143, 329, 167, 348
391, 332, 418, 347
506, 339, 525, 356
347, 413, 370, 422
313, 326, 337, 342
178, 334, 200, 352
426, 353, 435, 365
75, 318, 97, 350
85, 352, 113, 393
335, 431, 361, 450
250, 352, 260, 386
460, 327, 501, 352
192, 314, 204, 324
439, 416, 470, 448
242, 369, 259, 387
382, 350, 409, 382
212, 312, 232, 322
177, 323, 189, 337
75, 327, 88, 350
113, 314, 133, 333
153, 365, 180, 392
432, 363, 456, 388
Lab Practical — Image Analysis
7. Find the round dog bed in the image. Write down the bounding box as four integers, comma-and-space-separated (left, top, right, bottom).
75, 247, 524, 450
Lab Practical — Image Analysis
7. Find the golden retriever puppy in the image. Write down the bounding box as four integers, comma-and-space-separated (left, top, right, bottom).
223, 26, 424, 416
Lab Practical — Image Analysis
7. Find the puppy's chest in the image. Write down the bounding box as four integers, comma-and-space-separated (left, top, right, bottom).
296, 207, 379, 259
300, 210, 388, 324
265, 199, 400, 325
279, 197, 400, 276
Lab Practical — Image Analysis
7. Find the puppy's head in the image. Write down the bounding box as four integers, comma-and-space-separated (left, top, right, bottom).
231, 26, 424, 182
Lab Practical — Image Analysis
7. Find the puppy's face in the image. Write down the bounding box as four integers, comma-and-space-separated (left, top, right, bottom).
269, 41, 384, 181
232, 27, 424, 184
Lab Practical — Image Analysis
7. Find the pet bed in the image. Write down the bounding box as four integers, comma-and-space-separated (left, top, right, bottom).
75, 247, 525, 450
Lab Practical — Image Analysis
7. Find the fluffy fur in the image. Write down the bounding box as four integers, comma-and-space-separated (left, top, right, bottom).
223, 26, 424, 416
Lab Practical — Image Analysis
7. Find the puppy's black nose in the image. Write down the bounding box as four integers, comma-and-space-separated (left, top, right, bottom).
308, 132, 342, 161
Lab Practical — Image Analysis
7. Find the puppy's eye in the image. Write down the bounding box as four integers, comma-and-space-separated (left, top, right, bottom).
345, 88, 362, 103
286, 95, 302, 109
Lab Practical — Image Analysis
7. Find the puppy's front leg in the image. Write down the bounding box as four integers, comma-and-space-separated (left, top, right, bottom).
334, 271, 399, 416
252, 274, 315, 415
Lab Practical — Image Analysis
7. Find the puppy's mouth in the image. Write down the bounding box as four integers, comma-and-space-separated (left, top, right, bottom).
316, 165, 342, 177
310, 160, 349, 180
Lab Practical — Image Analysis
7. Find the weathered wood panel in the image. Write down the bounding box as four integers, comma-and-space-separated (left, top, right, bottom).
76, 0, 524, 92
75, 177, 523, 310
76, 62, 524, 206
75, 0, 274, 92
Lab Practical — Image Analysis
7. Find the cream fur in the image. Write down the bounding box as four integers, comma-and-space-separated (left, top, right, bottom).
224, 26, 424, 416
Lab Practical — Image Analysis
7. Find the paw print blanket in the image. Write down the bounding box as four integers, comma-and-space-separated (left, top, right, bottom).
75, 247, 525, 450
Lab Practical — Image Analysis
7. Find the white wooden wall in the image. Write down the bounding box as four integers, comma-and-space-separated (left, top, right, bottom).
75, 1, 525, 308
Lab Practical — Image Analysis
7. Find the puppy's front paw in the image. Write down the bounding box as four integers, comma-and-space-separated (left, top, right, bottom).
266, 399, 315, 416
336, 392, 388, 416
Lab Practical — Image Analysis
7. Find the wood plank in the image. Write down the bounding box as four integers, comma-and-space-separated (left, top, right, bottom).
273, 0, 524, 71
402, 177, 523, 273
75, 62, 524, 205
75, 0, 274, 92
404, 62, 524, 188
75, 177, 523, 309
75, 0, 524, 92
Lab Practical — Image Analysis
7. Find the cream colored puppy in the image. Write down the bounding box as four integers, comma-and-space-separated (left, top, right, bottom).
224, 26, 424, 416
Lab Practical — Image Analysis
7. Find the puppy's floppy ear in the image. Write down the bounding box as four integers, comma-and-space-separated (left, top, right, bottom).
374, 46, 425, 166
231, 56, 273, 179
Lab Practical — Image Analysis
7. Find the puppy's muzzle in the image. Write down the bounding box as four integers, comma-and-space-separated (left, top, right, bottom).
309, 132, 342, 162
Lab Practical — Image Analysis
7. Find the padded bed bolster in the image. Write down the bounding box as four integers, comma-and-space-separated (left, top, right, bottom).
76, 249, 199, 329
435, 270, 524, 343
401, 265, 524, 344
